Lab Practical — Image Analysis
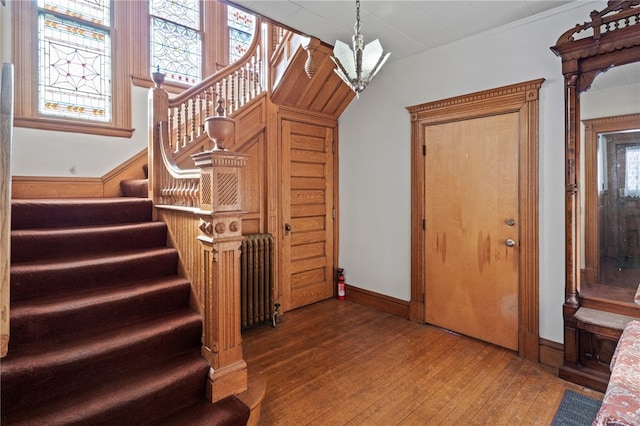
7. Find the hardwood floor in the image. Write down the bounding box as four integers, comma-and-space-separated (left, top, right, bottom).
242, 299, 603, 425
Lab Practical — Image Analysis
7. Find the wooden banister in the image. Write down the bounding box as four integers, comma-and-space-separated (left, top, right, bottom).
148, 20, 294, 403
1, 63, 14, 358
148, 20, 287, 209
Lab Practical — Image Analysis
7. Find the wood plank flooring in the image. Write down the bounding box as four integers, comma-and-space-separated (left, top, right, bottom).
242, 299, 603, 425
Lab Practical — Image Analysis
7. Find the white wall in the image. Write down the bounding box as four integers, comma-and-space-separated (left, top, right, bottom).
338, 0, 610, 344
5, 0, 630, 343
1, 0, 148, 178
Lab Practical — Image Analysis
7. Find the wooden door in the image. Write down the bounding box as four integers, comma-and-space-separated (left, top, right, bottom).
281, 119, 335, 310
425, 112, 520, 351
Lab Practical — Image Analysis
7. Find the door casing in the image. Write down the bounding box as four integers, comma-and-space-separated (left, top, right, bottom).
407, 79, 544, 361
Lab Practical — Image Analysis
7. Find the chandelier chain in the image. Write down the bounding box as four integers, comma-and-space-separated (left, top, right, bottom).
354, 0, 361, 34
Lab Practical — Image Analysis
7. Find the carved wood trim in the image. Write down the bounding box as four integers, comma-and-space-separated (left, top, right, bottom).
551, 2, 640, 389
407, 78, 544, 362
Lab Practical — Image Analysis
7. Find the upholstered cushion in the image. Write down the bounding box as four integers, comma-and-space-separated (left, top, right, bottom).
594, 320, 640, 425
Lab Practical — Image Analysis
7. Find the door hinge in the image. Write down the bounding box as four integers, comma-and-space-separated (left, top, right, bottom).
332, 141, 335, 154
422, 219, 426, 230
332, 208, 336, 219
423, 145, 426, 156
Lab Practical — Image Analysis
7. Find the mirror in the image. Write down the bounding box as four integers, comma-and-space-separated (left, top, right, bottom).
580, 62, 640, 304
550, 1, 640, 308
552, 0, 640, 391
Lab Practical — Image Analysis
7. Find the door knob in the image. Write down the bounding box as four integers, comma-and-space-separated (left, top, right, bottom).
284, 223, 291, 235
505, 238, 516, 247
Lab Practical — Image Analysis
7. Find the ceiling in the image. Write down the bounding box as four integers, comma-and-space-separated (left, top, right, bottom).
228, 0, 578, 63
229, 0, 639, 92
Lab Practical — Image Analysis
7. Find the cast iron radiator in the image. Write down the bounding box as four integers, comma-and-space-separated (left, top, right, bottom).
240, 233, 276, 329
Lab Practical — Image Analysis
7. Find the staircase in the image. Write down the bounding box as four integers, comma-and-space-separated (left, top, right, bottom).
2, 198, 250, 425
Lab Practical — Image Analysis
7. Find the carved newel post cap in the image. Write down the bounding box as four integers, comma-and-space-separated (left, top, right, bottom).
151, 71, 165, 87
204, 116, 235, 151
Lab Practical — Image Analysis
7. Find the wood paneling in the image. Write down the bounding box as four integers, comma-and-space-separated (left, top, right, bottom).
270, 40, 354, 118
12, 176, 106, 199
280, 112, 336, 311
157, 208, 204, 314
11, 149, 148, 199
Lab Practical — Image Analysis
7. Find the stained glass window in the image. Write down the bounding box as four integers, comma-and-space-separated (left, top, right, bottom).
37, 0, 111, 122
227, 6, 255, 63
626, 145, 640, 197
149, 0, 201, 85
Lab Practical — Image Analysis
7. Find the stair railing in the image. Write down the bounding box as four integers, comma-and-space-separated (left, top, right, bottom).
1, 63, 14, 358
148, 20, 294, 403
149, 20, 271, 208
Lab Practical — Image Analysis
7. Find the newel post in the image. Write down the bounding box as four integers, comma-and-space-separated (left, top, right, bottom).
149, 71, 169, 205
192, 116, 248, 402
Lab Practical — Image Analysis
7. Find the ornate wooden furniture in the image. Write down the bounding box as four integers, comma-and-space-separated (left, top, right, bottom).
551, 0, 640, 391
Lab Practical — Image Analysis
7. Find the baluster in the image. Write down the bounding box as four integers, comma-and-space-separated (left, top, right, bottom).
168, 108, 175, 152
256, 49, 263, 92
190, 180, 199, 208
239, 66, 245, 107
176, 106, 183, 151
246, 63, 251, 103
182, 102, 189, 148
215, 81, 222, 117
223, 77, 229, 115
191, 96, 197, 141
205, 87, 211, 119
230, 73, 236, 114
198, 89, 207, 137
250, 56, 256, 98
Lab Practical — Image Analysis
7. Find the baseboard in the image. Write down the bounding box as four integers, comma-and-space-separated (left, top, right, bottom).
345, 284, 564, 370
539, 337, 563, 370
344, 284, 410, 319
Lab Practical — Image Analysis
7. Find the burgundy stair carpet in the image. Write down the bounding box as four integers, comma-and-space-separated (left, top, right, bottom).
120, 164, 149, 198
2, 198, 249, 425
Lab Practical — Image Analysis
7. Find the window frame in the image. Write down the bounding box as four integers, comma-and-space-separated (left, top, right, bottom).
12, 0, 133, 138
130, 0, 243, 94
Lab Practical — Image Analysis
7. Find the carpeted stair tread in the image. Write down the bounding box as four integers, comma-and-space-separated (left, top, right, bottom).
11, 198, 153, 230
151, 396, 251, 426
8, 276, 192, 351
121, 178, 149, 198
4, 198, 250, 425
1, 351, 211, 426
2, 309, 203, 409
10, 247, 179, 301
11, 221, 168, 262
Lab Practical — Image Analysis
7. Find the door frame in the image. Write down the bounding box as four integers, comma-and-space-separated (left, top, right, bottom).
276, 106, 340, 312
407, 79, 544, 361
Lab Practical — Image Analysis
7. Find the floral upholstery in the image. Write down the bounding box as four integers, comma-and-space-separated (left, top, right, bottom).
594, 320, 640, 425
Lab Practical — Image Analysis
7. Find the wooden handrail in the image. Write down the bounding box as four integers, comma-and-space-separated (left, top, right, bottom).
148, 20, 293, 209
1, 63, 15, 358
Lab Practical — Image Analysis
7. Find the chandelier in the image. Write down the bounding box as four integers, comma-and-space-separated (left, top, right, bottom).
331, 0, 390, 97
